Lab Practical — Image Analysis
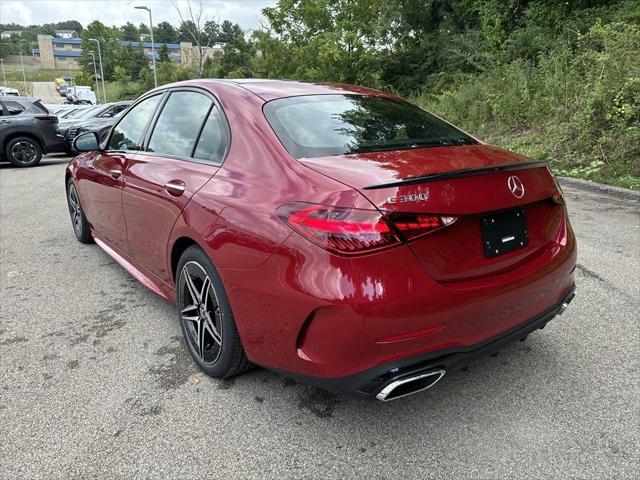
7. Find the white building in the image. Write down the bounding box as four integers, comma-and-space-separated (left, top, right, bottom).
1, 30, 23, 39
55, 30, 78, 39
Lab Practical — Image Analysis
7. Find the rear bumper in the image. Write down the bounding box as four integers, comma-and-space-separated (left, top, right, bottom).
271, 285, 575, 399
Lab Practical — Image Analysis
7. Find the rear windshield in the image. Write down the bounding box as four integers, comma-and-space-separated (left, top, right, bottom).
263, 94, 476, 159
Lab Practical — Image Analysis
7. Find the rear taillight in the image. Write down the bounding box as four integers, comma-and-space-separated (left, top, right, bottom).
277, 202, 457, 255
389, 214, 457, 240
278, 202, 399, 255
34, 114, 58, 123
547, 166, 565, 205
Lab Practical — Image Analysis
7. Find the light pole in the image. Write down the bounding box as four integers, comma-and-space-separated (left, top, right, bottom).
135, 5, 157, 87
88, 52, 100, 104
89, 38, 107, 103
20, 52, 27, 95
0, 58, 6, 87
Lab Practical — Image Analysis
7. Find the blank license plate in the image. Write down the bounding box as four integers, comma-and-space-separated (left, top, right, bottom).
481, 209, 528, 257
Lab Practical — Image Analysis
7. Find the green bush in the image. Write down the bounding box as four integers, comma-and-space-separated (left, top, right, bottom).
417, 19, 640, 188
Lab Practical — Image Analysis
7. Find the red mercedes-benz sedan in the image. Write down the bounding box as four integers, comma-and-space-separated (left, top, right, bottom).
66, 80, 576, 400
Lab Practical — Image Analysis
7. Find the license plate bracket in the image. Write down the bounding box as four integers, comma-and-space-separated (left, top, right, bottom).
481, 209, 528, 258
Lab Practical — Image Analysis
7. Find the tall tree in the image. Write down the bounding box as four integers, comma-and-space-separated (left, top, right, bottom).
172, 0, 218, 76
55, 20, 83, 32
154, 21, 178, 44
79, 20, 122, 81
120, 22, 139, 41
158, 43, 171, 62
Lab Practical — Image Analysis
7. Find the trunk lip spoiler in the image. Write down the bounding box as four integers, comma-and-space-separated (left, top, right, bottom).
362, 161, 548, 190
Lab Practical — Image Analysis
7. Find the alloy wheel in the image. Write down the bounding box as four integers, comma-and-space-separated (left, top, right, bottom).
67, 184, 82, 235
11, 141, 37, 164
178, 261, 223, 364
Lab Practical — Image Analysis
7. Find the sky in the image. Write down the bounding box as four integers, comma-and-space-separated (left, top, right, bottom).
0, 0, 278, 32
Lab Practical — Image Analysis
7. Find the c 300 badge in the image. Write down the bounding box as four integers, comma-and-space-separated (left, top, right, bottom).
386, 191, 429, 204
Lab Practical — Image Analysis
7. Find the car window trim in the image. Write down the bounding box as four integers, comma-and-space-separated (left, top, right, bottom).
103, 92, 166, 153
141, 86, 231, 167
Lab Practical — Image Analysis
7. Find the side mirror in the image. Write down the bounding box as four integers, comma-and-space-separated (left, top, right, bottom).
101, 112, 113, 118
73, 131, 100, 152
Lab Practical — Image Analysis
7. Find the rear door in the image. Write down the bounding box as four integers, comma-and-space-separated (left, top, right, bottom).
0, 101, 17, 148
84, 93, 163, 250
122, 88, 229, 280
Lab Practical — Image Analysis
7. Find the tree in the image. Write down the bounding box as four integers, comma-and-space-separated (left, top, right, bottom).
154, 21, 178, 44
259, 0, 384, 85
159, 43, 170, 63
139, 23, 150, 34
55, 20, 83, 32
120, 22, 139, 41
219, 20, 243, 43
218, 35, 255, 78
74, 72, 93, 86
79, 20, 122, 81
115, 43, 150, 79
172, 0, 219, 76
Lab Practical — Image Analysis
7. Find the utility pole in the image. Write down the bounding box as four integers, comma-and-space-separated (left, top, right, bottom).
88, 52, 100, 104
89, 38, 107, 103
135, 5, 157, 87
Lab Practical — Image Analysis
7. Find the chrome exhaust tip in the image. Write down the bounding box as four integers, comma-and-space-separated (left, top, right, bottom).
557, 302, 570, 315
376, 369, 446, 401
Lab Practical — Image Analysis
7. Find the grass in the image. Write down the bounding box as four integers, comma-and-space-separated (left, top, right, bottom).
2, 63, 73, 82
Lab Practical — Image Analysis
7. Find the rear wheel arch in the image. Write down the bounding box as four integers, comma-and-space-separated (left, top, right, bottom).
170, 236, 202, 283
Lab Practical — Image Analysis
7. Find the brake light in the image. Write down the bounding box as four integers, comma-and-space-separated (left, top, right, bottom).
34, 114, 58, 123
278, 202, 457, 255
278, 202, 399, 255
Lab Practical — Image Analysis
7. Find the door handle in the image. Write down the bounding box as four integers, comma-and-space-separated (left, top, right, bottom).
164, 180, 186, 196
109, 166, 122, 179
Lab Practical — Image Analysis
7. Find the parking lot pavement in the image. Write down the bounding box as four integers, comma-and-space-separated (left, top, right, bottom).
1, 155, 639, 479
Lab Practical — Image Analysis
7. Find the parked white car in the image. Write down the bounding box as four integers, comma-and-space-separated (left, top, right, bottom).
0, 87, 20, 96
65, 86, 96, 105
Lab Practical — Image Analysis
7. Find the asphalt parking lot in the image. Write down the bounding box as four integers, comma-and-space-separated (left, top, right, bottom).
1, 156, 639, 479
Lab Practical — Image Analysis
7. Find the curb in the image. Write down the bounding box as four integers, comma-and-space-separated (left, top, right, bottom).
557, 176, 639, 203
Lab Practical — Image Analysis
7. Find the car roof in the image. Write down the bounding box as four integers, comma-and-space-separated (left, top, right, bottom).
0, 95, 40, 103
225, 79, 389, 101
159, 79, 393, 102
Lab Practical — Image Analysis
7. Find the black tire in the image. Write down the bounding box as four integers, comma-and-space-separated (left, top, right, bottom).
5, 136, 42, 167
66, 179, 93, 244
176, 245, 251, 378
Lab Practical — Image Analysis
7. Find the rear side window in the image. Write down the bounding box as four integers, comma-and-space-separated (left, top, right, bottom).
108, 95, 161, 151
3, 101, 26, 115
264, 94, 477, 159
147, 91, 212, 157
32, 100, 48, 113
193, 105, 227, 164
102, 103, 129, 118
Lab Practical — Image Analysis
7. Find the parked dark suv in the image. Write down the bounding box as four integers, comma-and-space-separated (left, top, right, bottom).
0, 96, 64, 167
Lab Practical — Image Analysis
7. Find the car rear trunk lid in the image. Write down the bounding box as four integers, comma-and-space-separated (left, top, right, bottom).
300, 144, 564, 282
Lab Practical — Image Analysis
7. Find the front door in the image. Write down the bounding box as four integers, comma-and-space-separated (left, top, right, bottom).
85, 93, 163, 252
122, 89, 229, 281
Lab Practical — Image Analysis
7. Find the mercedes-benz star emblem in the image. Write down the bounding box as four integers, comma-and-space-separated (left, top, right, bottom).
507, 175, 525, 198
